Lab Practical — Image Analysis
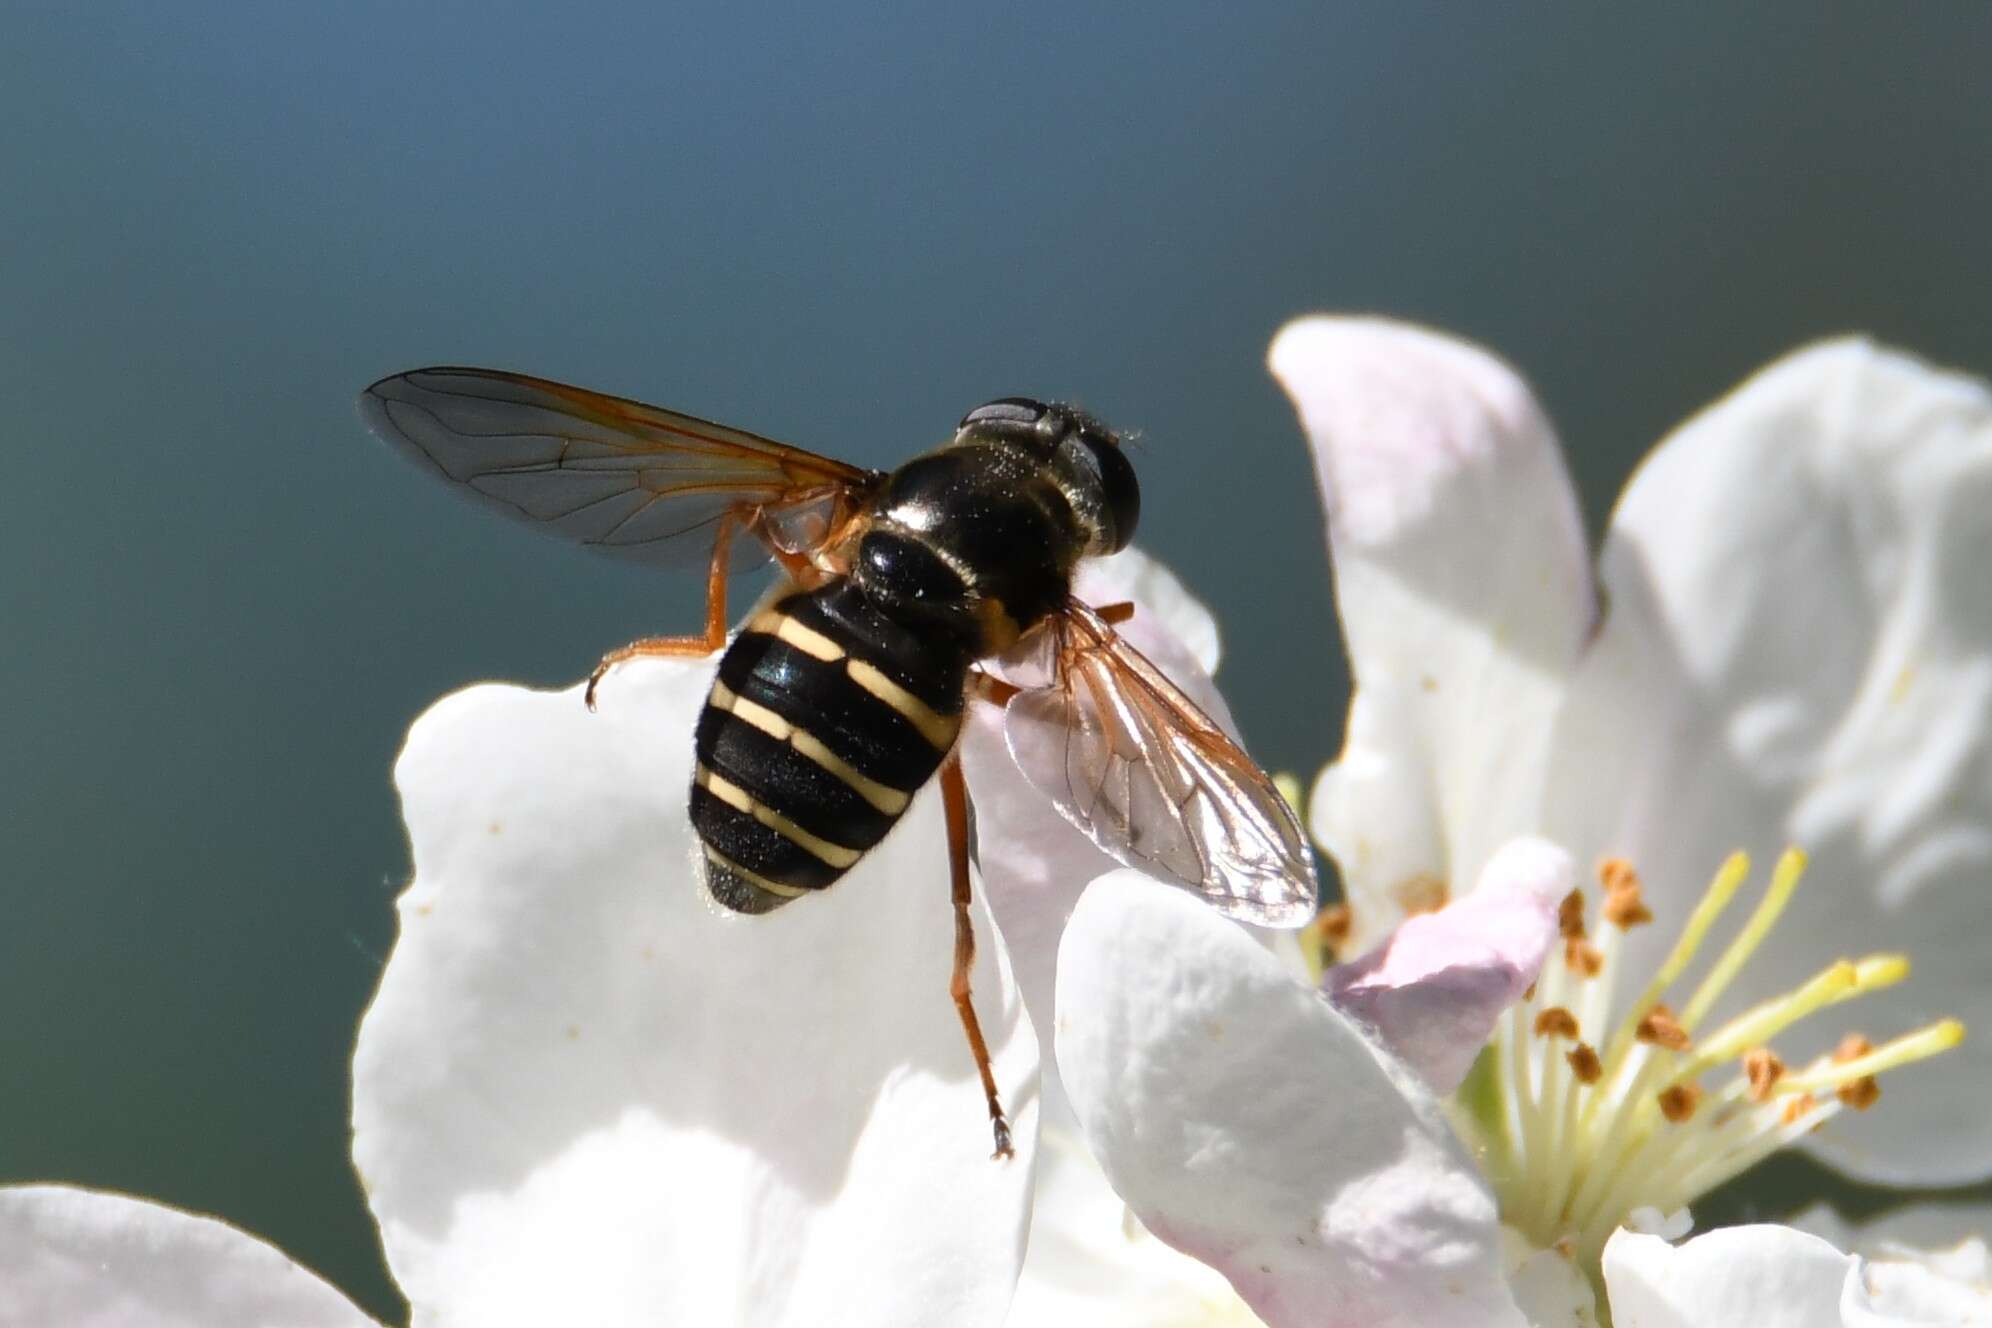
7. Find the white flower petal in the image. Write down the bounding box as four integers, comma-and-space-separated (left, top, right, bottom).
1857, 1256, 1992, 1326
1500, 1226, 1601, 1328
1056, 871, 1525, 1328
1270, 317, 1593, 950
1007, 1130, 1265, 1328
1791, 1204, 1992, 1323
963, 548, 1239, 1119
352, 661, 1037, 1328
0, 1185, 376, 1327
1622, 1206, 1695, 1241
1326, 837, 1570, 1093
1541, 340, 1992, 1183
1602, 1225, 1867, 1328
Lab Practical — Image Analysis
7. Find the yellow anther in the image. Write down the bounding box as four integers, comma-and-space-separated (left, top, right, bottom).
1780, 1020, 1966, 1094
1686, 961, 1856, 1067
1853, 954, 1911, 988
1681, 848, 1808, 1029
1670, 954, 1907, 1087
1618, 852, 1751, 1042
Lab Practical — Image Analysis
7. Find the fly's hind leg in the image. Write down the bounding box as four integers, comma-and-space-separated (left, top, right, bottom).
586, 514, 737, 710
941, 753, 1014, 1160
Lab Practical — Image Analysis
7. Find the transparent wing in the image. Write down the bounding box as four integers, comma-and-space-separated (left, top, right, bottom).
1002, 601, 1318, 927
359, 367, 879, 570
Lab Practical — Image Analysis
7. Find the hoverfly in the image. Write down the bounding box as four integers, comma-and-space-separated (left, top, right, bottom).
359, 369, 1317, 1158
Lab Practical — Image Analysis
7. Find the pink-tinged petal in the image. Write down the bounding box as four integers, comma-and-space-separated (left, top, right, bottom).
0, 1185, 376, 1326
1542, 340, 1992, 1185
1057, 872, 1526, 1328
963, 547, 1239, 1119
352, 660, 1037, 1328
1326, 838, 1571, 1093
1270, 317, 1593, 951
1081, 546, 1223, 677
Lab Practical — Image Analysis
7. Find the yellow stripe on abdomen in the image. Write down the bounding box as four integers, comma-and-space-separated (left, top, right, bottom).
845, 658, 961, 750
746, 609, 846, 662
695, 763, 862, 868
707, 680, 913, 816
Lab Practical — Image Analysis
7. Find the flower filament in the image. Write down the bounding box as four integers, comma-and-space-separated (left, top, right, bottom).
1458, 848, 1964, 1268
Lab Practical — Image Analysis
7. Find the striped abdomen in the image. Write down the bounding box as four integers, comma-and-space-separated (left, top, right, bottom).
691, 582, 975, 912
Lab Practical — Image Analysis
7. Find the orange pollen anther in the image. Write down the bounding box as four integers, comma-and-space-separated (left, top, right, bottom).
1535, 1007, 1580, 1040
1558, 888, 1588, 940
1602, 878, 1654, 930
1743, 1048, 1786, 1102
1565, 938, 1604, 976
1566, 1043, 1603, 1083
1838, 1077, 1883, 1111
1598, 858, 1639, 893
1657, 1083, 1703, 1123
1636, 1004, 1692, 1051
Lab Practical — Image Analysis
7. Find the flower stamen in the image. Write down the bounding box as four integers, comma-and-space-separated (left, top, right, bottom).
1667, 955, 1907, 1084
1535, 1007, 1580, 1039
1677, 848, 1808, 1028
1656, 1083, 1701, 1123
1591, 851, 1751, 1102
1742, 1048, 1784, 1101
1599, 861, 1652, 929
1778, 1020, 1965, 1099
1465, 847, 1965, 1271
1635, 1006, 1691, 1051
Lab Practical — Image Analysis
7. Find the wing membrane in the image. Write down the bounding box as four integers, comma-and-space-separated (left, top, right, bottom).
359, 367, 878, 569
1003, 602, 1317, 927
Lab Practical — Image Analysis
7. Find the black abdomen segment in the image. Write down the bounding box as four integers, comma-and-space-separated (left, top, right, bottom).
691, 582, 975, 913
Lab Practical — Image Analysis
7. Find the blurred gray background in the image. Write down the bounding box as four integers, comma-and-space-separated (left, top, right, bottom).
3, 3, 1988, 1320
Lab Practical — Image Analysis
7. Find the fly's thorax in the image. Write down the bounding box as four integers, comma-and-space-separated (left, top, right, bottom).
856, 397, 1139, 655
859, 449, 1076, 654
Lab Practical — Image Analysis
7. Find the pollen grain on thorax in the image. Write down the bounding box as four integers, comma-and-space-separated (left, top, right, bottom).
1455, 847, 1965, 1267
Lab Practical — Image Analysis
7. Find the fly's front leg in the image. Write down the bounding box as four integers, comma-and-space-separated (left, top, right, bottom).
586, 514, 736, 710
941, 753, 1013, 1160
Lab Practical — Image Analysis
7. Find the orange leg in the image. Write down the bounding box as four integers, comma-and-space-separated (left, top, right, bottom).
585, 515, 736, 710
941, 753, 1014, 1160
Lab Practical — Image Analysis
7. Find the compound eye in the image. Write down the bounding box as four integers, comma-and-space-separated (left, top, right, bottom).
1085, 433, 1139, 552
1054, 429, 1140, 554
958, 397, 1049, 430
